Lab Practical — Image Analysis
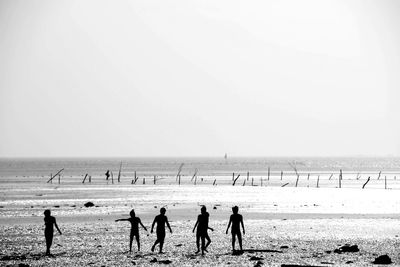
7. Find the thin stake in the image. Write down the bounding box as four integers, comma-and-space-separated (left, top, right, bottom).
268, 167, 270, 181
316, 175, 320, 188
385, 176, 387, 189
295, 175, 300, 187
362, 176, 371, 189
339, 169, 342, 188
117, 161, 122, 183
82, 174, 88, 183
280, 171, 283, 180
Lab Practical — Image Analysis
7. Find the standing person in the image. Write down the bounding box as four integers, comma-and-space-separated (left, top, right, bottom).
226, 206, 245, 252
44, 209, 62, 256
115, 209, 148, 253
150, 207, 172, 253
105, 170, 110, 180
192, 206, 214, 255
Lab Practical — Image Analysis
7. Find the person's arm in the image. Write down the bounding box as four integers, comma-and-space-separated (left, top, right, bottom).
226, 217, 232, 234
151, 217, 156, 233
139, 219, 147, 231
166, 217, 172, 233
208, 226, 214, 231
241, 216, 245, 235
115, 218, 129, 222
192, 219, 199, 233
54, 218, 62, 235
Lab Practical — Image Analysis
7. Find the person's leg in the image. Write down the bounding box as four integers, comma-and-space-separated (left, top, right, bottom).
151, 238, 159, 252
129, 233, 134, 252
136, 235, 140, 251
159, 235, 165, 253
231, 233, 236, 251
237, 232, 243, 251
201, 235, 206, 255
195, 233, 200, 253
204, 233, 211, 251
45, 231, 53, 255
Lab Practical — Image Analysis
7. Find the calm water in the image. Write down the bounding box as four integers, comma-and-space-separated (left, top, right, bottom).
0, 157, 399, 177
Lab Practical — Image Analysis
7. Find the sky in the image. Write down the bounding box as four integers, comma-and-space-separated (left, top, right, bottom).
0, 0, 400, 157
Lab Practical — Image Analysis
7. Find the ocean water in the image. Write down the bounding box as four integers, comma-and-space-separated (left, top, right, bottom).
0, 157, 399, 178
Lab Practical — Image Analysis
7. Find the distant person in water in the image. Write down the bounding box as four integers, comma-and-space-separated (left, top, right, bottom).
151, 207, 172, 253
44, 209, 62, 256
105, 170, 110, 180
115, 209, 148, 253
193, 206, 214, 255
226, 206, 245, 252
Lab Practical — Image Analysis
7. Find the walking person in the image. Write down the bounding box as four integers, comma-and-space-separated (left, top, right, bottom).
226, 206, 245, 252
44, 209, 62, 256
193, 206, 214, 255
151, 207, 172, 253
115, 209, 148, 253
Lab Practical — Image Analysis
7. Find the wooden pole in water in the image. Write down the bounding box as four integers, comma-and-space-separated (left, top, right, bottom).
362, 176, 370, 189
213, 179, 216, 186
339, 169, 342, 188
280, 171, 283, 180
268, 167, 270, 181
47, 169, 64, 183
154, 175, 156, 185
232, 174, 241, 186
281, 183, 289, 187
247, 171, 249, 181
82, 174, 88, 183
243, 180, 246, 186
295, 175, 299, 187
58, 174, 61, 184
118, 162, 122, 183
260, 177, 263, 187
377, 171, 381, 180
232, 172, 235, 181
251, 177, 254, 186
385, 176, 387, 189
89, 175, 91, 183
329, 174, 333, 180
50, 173, 52, 184
178, 174, 181, 186
143, 178, 145, 184
316, 175, 320, 188
111, 171, 114, 184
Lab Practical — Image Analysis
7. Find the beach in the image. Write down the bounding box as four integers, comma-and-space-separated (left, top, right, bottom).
1, 172, 400, 266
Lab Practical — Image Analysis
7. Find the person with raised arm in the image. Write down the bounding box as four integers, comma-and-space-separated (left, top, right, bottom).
115, 209, 148, 253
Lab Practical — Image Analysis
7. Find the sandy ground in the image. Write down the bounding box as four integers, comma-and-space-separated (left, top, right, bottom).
1, 179, 400, 266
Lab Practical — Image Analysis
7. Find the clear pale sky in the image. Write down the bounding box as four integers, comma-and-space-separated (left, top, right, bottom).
1, 0, 399, 157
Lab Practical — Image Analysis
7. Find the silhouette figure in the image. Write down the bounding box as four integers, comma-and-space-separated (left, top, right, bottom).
44, 209, 62, 256
151, 208, 172, 253
105, 170, 110, 180
115, 209, 148, 253
193, 206, 214, 255
226, 206, 245, 251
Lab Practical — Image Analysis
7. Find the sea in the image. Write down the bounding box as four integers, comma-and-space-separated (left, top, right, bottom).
0, 157, 399, 178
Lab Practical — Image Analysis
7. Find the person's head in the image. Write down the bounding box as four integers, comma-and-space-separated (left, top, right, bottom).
130, 209, 135, 218
232, 206, 239, 214
201, 205, 207, 214
160, 207, 166, 215
44, 209, 51, 217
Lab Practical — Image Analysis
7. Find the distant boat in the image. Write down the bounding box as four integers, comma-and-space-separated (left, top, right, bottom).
224, 153, 228, 159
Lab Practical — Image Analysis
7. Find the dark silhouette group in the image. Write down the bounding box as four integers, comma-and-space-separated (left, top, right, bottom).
43, 206, 245, 256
